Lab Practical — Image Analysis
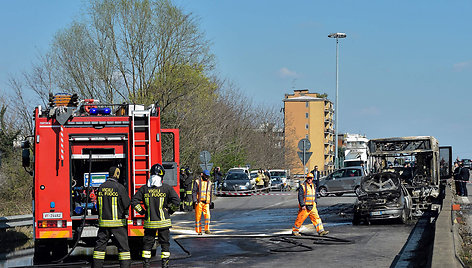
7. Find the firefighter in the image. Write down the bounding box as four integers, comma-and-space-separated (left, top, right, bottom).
179, 167, 187, 211
292, 172, 329, 237
131, 163, 180, 268
92, 167, 131, 268
193, 169, 213, 234
183, 168, 194, 211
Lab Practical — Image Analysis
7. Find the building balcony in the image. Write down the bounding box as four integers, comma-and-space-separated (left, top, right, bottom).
324, 151, 334, 156
324, 140, 334, 145
324, 129, 334, 134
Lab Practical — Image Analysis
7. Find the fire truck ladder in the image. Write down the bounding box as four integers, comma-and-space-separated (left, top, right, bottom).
131, 109, 151, 193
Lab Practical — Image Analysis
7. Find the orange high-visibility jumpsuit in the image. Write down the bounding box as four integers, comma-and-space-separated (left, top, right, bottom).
193, 177, 212, 233
292, 181, 325, 234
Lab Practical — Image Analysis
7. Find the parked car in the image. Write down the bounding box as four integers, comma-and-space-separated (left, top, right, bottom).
269, 169, 290, 191
353, 172, 412, 224
221, 172, 254, 191
318, 167, 365, 197
228, 167, 250, 174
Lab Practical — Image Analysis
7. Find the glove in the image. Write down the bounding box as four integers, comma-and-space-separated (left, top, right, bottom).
209, 202, 215, 209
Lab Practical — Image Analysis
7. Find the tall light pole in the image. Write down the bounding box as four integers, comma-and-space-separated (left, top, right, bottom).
328, 32, 346, 170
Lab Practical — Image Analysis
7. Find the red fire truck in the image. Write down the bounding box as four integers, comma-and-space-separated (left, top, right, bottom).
22, 93, 180, 262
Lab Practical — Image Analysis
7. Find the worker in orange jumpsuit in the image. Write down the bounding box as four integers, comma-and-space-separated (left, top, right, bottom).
193, 169, 213, 234
292, 172, 329, 236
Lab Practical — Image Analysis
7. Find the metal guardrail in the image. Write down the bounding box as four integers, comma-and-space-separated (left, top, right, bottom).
0, 214, 33, 229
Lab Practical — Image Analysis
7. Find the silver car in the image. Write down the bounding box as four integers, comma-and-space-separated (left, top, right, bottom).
318, 167, 365, 197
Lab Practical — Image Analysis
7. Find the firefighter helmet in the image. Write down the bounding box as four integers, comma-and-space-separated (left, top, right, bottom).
151, 163, 165, 176
306, 173, 314, 179
109, 167, 120, 179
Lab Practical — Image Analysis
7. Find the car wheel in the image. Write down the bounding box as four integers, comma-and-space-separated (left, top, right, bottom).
352, 212, 361, 225
355, 186, 361, 196
319, 186, 328, 197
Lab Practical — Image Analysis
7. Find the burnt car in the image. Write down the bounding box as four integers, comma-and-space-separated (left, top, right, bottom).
353, 172, 412, 225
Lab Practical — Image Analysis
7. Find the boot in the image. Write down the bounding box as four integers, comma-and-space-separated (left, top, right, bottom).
319, 230, 329, 236
143, 258, 151, 268
162, 257, 170, 268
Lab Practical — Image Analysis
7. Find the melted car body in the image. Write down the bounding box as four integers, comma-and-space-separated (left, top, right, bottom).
353, 172, 412, 224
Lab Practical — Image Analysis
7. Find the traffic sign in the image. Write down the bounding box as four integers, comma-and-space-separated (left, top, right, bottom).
199, 151, 211, 163
298, 138, 311, 151
297, 152, 313, 165
199, 163, 214, 172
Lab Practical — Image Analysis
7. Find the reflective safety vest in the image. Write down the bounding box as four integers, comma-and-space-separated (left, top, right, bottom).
301, 182, 316, 206
196, 178, 212, 204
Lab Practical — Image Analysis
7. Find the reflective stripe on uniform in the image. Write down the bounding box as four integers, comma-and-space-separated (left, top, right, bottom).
112, 197, 118, 221
159, 197, 165, 221
93, 251, 106, 260
144, 219, 172, 229
118, 251, 131, 260
161, 251, 171, 258
145, 196, 150, 222
134, 204, 143, 212
98, 196, 103, 222
142, 250, 152, 259
98, 218, 127, 227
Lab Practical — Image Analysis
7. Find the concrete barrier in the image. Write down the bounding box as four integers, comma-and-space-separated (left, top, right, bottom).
432, 184, 462, 268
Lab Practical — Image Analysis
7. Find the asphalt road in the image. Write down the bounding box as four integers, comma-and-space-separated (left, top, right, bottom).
1, 193, 416, 268
164, 193, 416, 268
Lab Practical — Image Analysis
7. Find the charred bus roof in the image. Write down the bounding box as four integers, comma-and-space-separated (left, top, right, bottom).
368, 136, 438, 156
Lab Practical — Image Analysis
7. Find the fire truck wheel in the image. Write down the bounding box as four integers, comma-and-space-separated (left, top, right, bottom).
33, 240, 49, 264
51, 239, 68, 260
33, 239, 68, 264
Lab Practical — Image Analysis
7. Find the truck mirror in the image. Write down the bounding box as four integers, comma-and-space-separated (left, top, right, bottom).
21, 140, 30, 149
22, 148, 30, 167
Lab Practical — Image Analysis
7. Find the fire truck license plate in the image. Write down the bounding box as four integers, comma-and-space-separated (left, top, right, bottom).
43, 212, 63, 219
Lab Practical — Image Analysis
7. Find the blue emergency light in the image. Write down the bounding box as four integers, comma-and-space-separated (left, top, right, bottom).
89, 107, 111, 115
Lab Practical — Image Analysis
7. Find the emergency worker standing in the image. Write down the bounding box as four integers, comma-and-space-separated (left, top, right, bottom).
454, 162, 462, 195
179, 167, 187, 211
193, 170, 213, 234
460, 161, 470, 196
131, 163, 180, 268
93, 167, 131, 268
292, 173, 329, 236
184, 168, 194, 211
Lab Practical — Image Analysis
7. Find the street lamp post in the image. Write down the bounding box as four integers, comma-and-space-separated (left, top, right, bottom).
328, 32, 346, 170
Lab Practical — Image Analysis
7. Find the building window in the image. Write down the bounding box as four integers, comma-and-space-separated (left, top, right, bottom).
306, 102, 309, 108
305, 124, 309, 129
305, 113, 308, 118
305, 134, 309, 139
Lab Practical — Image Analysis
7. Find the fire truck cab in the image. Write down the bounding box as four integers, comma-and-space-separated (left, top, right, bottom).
25, 94, 180, 262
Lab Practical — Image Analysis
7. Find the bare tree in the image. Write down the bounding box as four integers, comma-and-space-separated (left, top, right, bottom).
29, 0, 214, 105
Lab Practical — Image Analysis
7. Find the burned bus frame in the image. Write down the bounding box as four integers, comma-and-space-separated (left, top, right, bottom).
368, 136, 442, 213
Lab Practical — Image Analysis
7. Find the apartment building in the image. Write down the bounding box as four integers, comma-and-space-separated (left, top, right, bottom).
283, 89, 334, 174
